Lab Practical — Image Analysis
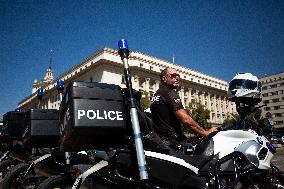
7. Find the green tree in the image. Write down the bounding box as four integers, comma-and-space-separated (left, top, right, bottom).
221, 107, 272, 136
185, 99, 212, 130
222, 113, 239, 129
140, 90, 151, 110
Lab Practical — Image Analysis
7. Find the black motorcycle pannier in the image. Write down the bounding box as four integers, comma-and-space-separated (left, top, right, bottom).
59, 81, 127, 151
22, 109, 60, 148
2, 111, 26, 140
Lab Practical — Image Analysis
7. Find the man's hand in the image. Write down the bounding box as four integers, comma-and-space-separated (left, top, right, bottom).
204, 127, 219, 137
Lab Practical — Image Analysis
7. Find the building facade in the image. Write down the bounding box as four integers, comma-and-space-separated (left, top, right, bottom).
260, 72, 284, 132
18, 48, 236, 126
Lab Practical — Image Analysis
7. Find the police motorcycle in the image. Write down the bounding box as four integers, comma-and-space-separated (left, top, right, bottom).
71, 47, 283, 188
36, 40, 284, 189
0, 83, 97, 189
0, 109, 33, 182
27, 41, 284, 188
0, 88, 59, 188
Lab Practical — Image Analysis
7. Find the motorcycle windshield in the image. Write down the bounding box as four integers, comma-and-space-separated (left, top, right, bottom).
229, 79, 257, 90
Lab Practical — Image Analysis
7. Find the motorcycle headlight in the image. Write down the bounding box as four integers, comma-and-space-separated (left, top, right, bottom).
266, 142, 276, 154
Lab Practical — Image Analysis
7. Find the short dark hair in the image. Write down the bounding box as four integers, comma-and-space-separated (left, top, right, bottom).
160, 67, 169, 80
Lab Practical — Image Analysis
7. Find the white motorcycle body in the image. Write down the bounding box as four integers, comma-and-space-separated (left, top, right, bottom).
213, 129, 274, 170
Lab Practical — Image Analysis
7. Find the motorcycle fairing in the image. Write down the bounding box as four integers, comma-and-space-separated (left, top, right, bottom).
213, 130, 258, 158
145, 151, 199, 174
145, 151, 199, 187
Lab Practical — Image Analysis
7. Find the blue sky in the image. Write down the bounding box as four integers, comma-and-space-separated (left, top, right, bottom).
1, 0, 284, 117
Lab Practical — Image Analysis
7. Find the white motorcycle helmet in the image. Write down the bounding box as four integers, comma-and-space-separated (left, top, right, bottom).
228, 73, 261, 104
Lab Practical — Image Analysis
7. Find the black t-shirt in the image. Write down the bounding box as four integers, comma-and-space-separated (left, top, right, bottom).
150, 85, 184, 138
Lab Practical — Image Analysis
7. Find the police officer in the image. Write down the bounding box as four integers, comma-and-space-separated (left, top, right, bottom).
150, 67, 217, 149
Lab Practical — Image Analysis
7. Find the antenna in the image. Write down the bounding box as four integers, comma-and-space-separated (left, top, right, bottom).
49, 49, 53, 69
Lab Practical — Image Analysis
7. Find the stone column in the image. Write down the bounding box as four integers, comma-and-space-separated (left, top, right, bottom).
187, 88, 192, 104
218, 96, 222, 123
180, 86, 185, 106
201, 91, 205, 106
213, 95, 217, 123
185, 88, 191, 106
207, 92, 211, 110
195, 89, 199, 103
155, 80, 160, 92
132, 75, 139, 90
220, 96, 224, 123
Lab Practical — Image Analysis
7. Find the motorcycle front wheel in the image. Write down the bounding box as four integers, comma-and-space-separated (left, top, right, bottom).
1, 163, 30, 189
37, 175, 65, 189
0, 159, 18, 181
38, 175, 115, 189
1, 162, 43, 189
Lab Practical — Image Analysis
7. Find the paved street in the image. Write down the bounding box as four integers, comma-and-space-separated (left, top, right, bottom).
271, 144, 284, 172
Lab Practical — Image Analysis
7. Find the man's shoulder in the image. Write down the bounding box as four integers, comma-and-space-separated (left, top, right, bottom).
156, 86, 174, 96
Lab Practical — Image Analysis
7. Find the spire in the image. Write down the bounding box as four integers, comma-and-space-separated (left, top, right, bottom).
31, 50, 55, 94
49, 49, 53, 69
43, 49, 54, 82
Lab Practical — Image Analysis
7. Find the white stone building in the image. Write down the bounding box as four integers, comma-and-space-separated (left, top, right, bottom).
260, 72, 284, 132
18, 48, 236, 126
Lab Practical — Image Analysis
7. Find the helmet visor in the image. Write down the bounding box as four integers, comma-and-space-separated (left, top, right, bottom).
229, 79, 258, 90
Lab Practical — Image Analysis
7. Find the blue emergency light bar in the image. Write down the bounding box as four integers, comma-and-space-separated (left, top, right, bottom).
118, 39, 128, 49
57, 80, 64, 89
37, 87, 43, 97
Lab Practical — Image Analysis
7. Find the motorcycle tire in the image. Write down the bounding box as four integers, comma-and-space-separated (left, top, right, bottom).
37, 175, 65, 189
1, 162, 30, 189
38, 175, 116, 189
0, 159, 18, 181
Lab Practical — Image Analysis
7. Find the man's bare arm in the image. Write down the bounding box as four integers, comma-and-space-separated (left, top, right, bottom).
175, 109, 217, 137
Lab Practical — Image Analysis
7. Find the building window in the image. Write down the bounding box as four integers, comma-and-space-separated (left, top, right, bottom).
90, 77, 93, 82
262, 86, 267, 90
272, 98, 279, 103
264, 107, 270, 111
262, 93, 268, 97
270, 84, 277, 88
275, 121, 283, 125
271, 91, 277, 96
263, 100, 269, 104
274, 106, 280, 110
275, 113, 282, 117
